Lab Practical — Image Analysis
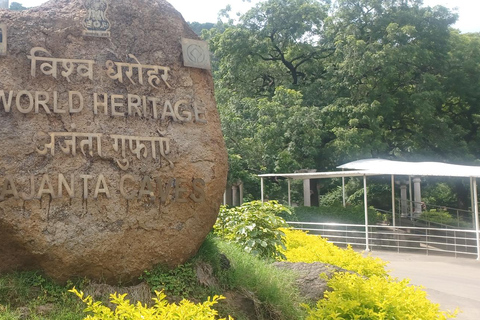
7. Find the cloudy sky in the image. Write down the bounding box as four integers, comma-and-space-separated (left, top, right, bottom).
16, 0, 480, 33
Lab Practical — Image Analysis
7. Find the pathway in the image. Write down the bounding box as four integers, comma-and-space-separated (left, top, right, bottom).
367, 251, 480, 320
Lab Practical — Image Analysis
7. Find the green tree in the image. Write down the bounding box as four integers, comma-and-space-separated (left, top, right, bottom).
188, 22, 215, 36
442, 31, 480, 160
321, 0, 459, 164
220, 87, 327, 200
9, 1, 27, 10
208, 0, 479, 206
207, 0, 332, 102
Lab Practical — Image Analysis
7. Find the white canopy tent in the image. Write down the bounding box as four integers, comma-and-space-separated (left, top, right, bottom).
338, 159, 480, 178
258, 159, 480, 259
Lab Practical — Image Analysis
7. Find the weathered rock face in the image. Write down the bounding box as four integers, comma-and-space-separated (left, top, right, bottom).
0, 0, 227, 283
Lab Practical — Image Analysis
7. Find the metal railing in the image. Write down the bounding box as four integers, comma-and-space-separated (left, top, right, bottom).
287, 221, 480, 259
396, 199, 475, 228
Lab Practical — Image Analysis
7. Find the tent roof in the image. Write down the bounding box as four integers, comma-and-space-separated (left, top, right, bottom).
338, 159, 480, 178
258, 159, 480, 179
258, 170, 377, 180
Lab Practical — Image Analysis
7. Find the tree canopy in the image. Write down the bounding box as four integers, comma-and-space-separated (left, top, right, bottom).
201, 0, 480, 203
9, 2, 27, 10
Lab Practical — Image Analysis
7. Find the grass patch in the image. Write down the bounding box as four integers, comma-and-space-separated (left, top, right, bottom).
215, 238, 306, 320
0, 271, 85, 319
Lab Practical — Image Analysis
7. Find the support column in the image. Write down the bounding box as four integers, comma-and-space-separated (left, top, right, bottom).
400, 184, 408, 217
413, 177, 422, 218
391, 175, 396, 227
471, 177, 476, 227
409, 176, 413, 219
303, 179, 311, 207
261, 177, 264, 203
473, 178, 480, 260
342, 176, 346, 207
364, 175, 370, 252
287, 179, 292, 207
232, 185, 238, 207
239, 183, 244, 206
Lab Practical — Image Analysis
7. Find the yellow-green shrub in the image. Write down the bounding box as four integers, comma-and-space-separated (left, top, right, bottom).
70, 288, 232, 320
279, 228, 387, 277
305, 273, 457, 320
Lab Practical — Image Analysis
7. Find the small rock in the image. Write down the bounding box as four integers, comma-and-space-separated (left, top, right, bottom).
35, 303, 55, 315
272, 261, 350, 301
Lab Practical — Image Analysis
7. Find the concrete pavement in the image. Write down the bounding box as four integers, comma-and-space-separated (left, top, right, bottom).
367, 251, 480, 320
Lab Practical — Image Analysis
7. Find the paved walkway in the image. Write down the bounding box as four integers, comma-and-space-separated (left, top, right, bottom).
367, 251, 480, 320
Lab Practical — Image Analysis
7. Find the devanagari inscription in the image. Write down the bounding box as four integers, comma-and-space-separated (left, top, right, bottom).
106, 54, 172, 89
28, 47, 94, 82
36, 132, 103, 157
112, 134, 173, 170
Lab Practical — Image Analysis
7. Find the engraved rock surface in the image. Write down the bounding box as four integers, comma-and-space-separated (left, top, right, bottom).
0, 0, 227, 283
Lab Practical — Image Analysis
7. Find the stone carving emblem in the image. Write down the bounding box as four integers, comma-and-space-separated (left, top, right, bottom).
181, 38, 211, 70
0, 24, 6, 55
83, 0, 111, 37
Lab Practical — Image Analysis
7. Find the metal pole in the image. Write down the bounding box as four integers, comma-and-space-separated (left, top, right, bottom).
223, 191, 226, 205
342, 176, 346, 207
261, 177, 264, 203
473, 177, 480, 260
391, 175, 396, 227
409, 176, 413, 220
364, 175, 370, 252
287, 178, 291, 207
472, 177, 476, 228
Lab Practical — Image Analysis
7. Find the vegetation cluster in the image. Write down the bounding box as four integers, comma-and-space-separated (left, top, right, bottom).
0, 201, 458, 319
288, 205, 379, 224
195, 0, 480, 208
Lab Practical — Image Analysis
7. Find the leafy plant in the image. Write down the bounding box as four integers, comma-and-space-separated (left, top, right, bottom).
214, 200, 290, 259
419, 209, 471, 227
305, 273, 457, 320
70, 288, 232, 320
139, 263, 197, 298
279, 228, 387, 277
290, 205, 379, 225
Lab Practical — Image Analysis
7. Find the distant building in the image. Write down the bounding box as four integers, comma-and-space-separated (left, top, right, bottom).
0, 0, 9, 9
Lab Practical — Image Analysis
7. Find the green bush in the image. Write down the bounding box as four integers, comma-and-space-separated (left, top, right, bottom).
305, 273, 457, 320
214, 200, 290, 259
422, 182, 458, 209
139, 263, 198, 298
419, 209, 470, 227
70, 288, 232, 320
289, 205, 378, 225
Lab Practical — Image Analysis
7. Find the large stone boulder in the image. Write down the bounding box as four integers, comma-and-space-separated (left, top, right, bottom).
0, 0, 227, 283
